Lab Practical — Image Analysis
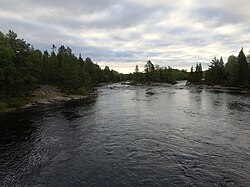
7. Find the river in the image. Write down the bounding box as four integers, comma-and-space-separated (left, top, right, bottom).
0, 83, 250, 186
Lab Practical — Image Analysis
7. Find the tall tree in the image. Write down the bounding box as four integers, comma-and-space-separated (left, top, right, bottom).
237, 48, 248, 86
225, 55, 238, 86
188, 64, 202, 83
5, 30, 37, 96
205, 57, 225, 85
144, 60, 154, 81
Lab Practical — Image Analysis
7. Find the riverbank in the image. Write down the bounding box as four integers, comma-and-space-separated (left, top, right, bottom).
187, 83, 250, 94
125, 80, 250, 94
0, 85, 97, 113
121, 81, 176, 86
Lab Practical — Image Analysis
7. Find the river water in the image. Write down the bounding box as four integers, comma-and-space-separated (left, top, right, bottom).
0, 83, 250, 186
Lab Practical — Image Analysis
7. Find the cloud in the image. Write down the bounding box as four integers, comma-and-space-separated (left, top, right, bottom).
0, 0, 250, 73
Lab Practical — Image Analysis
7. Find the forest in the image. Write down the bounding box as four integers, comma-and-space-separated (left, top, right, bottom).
188, 49, 250, 88
1, 30, 249, 111
0, 30, 187, 110
0, 30, 123, 110
131, 61, 188, 84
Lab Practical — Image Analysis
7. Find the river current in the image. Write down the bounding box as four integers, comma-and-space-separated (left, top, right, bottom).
0, 83, 250, 186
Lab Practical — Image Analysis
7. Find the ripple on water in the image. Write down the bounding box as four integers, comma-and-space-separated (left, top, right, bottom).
0, 84, 250, 186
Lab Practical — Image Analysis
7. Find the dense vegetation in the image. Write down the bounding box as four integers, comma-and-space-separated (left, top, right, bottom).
132, 60, 188, 84
2, 30, 248, 111
0, 30, 122, 110
188, 48, 250, 88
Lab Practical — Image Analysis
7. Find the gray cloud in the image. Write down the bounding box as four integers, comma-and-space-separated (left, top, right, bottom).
192, 7, 244, 27
0, 0, 250, 73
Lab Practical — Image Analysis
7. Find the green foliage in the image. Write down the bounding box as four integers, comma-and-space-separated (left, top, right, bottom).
188, 63, 203, 83
0, 30, 121, 111
205, 57, 225, 85
225, 55, 238, 86
133, 62, 188, 84
237, 48, 248, 86
77, 87, 89, 95
0, 100, 8, 111
102, 66, 122, 82
144, 60, 155, 81
1, 30, 249, 112
5, 97, 28, 108
189, 48, 249, 88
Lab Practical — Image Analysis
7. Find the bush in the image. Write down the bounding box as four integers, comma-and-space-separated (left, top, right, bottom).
0, 100, 7, 110
77, 87, 89, 95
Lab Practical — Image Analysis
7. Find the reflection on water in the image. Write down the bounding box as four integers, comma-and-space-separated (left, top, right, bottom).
0, 84, 250, 186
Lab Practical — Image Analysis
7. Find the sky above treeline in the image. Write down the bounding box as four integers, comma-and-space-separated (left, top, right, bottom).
1, 0, 250, 73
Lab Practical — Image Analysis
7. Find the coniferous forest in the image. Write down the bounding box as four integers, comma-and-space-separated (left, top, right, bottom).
0, 30, 123, 110
132, 60, 188, 84
0, 30, 189, 111
188, 49, 250, 88
1, 30, 250, 111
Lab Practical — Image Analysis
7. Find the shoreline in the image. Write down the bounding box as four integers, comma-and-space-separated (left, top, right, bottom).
119, 81, 250, 94
22, 91, 98, 110
186, 83, 250, 94
1, 82, 249, 113
123, 81, 250, 94
0, 85, 98, 113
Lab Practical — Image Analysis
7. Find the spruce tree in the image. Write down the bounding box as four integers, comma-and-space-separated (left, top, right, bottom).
237, 48, 248, 86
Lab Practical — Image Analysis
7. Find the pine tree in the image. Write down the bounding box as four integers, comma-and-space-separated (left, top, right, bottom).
225, 55, 238, 86
205, 57, 225, 85
237, 48, 248, 86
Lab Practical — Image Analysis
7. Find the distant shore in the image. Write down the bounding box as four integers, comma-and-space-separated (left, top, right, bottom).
186, 83, 250, 94
122, 80, 250, 94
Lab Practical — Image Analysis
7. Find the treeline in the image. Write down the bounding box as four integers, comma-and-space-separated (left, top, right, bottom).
0, 30, 123, 109
132, 60, 188, 84
188, 48, 250, 88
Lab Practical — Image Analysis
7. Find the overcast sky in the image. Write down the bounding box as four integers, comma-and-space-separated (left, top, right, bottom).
1, 0, 250, 73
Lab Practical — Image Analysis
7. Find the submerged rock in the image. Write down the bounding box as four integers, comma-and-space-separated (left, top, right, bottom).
146, 91, 155, 95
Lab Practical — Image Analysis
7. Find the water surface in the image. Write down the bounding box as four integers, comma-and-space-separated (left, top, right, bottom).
0, 84, 250, 186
